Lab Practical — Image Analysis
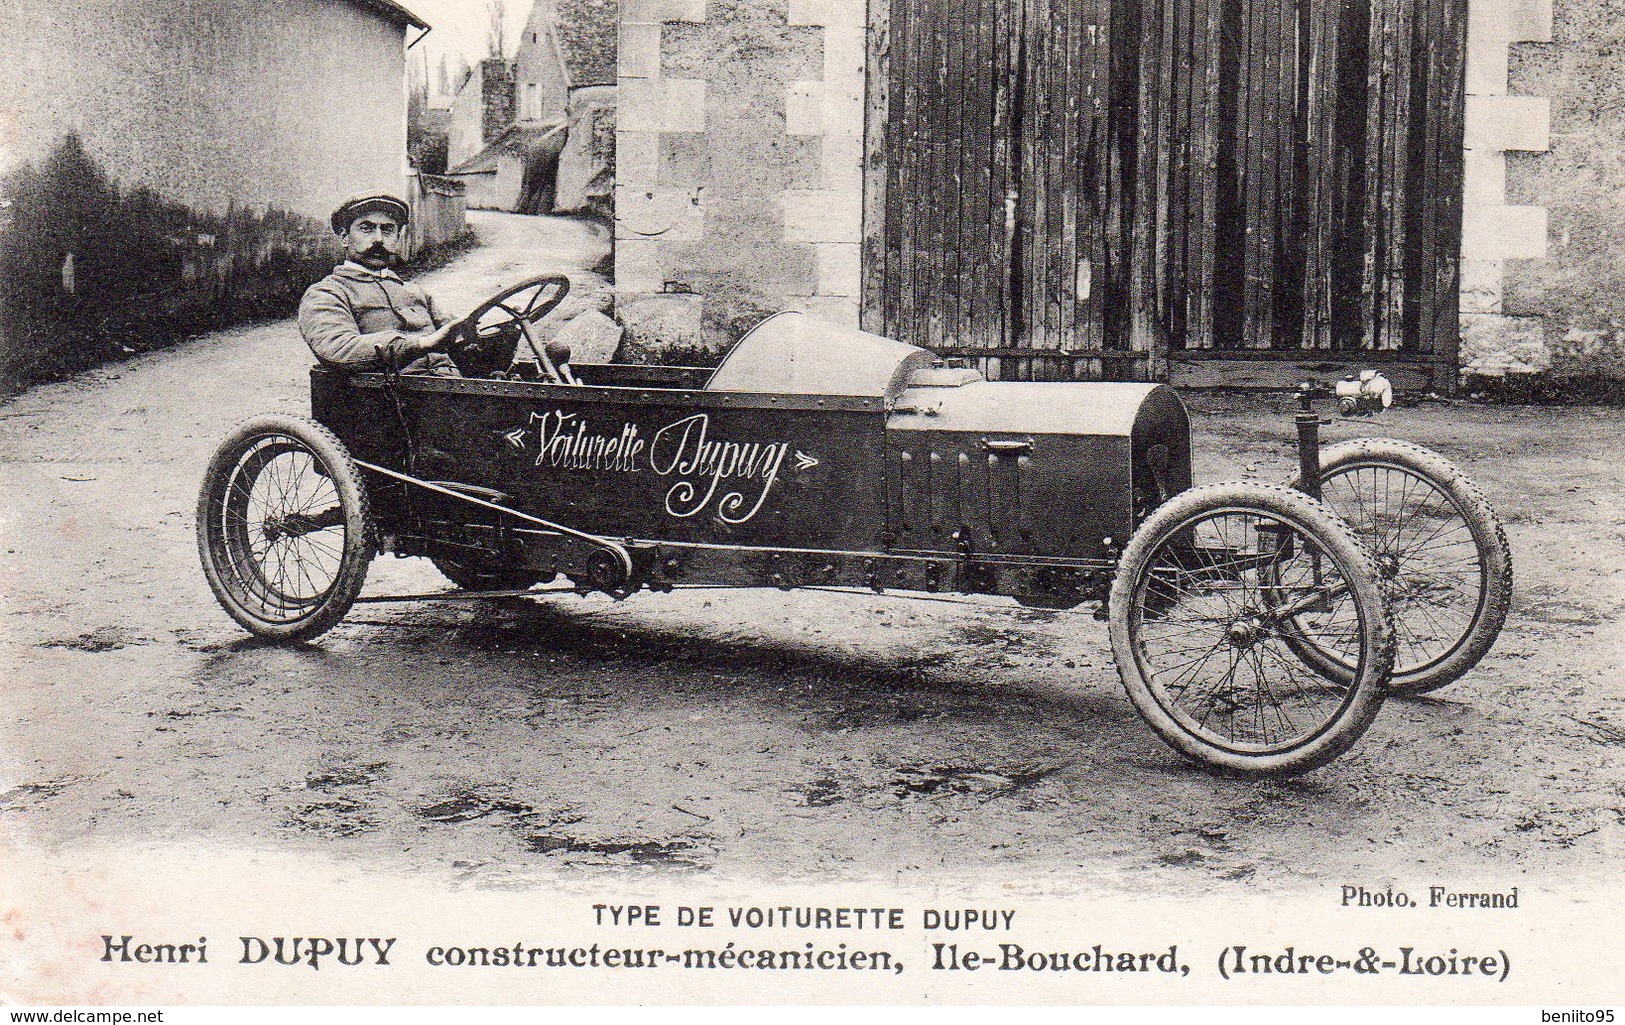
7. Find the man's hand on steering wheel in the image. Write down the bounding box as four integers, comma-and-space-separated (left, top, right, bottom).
400, 321, 461, 357
426, 321, 462, 350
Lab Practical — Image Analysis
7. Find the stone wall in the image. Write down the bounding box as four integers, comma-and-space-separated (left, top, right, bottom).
0, 0, 422, 391
408, 173, 470, 252
556, 85, 618, 217
1495, 0, 1625, 379
614, 0, 866, 358
0, 0, 412, 222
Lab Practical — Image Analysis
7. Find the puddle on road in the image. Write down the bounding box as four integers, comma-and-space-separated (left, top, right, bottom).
307, 763, 390, 791
37, 626, 150, 652
152, 705, 244, 721
409, 789, 695, 870
415, 785, 712, 869
170, 628, 238, 653
891, 762, 1063, 799
517, 834, 704, 868
1172, 824, 1233, 848
1513, 584, 1614, 628
272, 763, 393, 836
287, 798, 378, 837
1516, 598, 1610, 628
0, 777, 81, 811
791, 777, 845, 807
954, 624, 1031, 649
817, 697, 931, 731
419, 791, 535, 824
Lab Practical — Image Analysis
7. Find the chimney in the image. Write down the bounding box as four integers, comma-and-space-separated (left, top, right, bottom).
480, 58, 517, 143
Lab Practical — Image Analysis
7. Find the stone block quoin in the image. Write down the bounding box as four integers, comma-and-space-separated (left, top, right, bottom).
614, 0, 869, 353
1459, 0, 1553, 375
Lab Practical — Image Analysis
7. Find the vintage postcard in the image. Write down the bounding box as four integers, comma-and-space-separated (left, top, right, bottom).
2, 0, 1620, 1011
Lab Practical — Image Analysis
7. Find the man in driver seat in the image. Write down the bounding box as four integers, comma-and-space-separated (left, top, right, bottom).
298, 194, 461, 377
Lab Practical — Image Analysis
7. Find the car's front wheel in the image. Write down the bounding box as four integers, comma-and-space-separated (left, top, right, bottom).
1108, 482, 1395, 776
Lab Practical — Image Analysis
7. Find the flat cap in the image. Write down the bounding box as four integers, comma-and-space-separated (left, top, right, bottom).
330, 193, 410, 234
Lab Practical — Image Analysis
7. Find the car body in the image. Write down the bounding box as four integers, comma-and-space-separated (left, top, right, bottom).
313, 310, 1193, 608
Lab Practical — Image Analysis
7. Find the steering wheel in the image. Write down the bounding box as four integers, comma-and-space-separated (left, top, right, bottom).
452, 274, 572, 382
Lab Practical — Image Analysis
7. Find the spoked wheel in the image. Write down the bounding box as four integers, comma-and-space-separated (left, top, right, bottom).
1290, 439, 1512, 693
197, 414, 373, 640
1109, 483, 1396, 776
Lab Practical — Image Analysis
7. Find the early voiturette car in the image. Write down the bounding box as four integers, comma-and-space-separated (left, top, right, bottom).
197, 276, 1512, 777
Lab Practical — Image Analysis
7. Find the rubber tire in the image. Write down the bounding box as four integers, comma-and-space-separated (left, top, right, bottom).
430, 555, 547, 593
197, 414, 373, 641
1290, 438, 1512, 693
1109, 482, 1396, 776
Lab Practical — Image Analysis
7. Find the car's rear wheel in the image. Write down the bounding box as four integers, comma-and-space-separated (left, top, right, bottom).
197, 414, 372, 640
1109, 482, 1395, 776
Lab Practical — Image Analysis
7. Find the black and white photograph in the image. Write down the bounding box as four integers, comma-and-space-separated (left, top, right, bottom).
1, 0, 1620, 1012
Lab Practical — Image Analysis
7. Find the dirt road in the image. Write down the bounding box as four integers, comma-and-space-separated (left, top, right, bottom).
1, 212, 1620, 895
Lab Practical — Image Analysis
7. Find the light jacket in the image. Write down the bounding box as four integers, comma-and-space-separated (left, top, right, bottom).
297, 262, 455, 374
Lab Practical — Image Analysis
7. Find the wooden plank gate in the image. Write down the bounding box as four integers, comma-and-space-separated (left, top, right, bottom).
862, 0, 1469, 390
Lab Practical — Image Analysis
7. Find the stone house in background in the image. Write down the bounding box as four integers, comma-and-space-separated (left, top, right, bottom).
444, 0, 574, 166
447, 0, 618, 215
614, 0, 1613, 390
447, 1, 574, 213
0, 0, 455, 389
514, 0, 578, 124
447, 58, 567, 212
447, 58, 521, 174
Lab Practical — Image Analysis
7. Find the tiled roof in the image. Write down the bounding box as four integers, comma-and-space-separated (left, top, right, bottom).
554, 0, 617, 87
